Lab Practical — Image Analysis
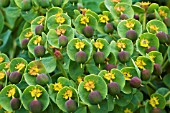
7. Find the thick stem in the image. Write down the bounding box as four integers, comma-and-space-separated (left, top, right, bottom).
162, 59, 169, 70
57, 60, 68, 78
142, 12, 147, 32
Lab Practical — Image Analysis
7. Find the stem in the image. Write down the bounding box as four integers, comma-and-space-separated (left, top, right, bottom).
147, 82, 156, 91
162, 49, 168, 65
4, 22, 13, 30
57, 60, 68, 78
162, 59, 169, 70
164, 91, 170, 98
142, 12, 147, 32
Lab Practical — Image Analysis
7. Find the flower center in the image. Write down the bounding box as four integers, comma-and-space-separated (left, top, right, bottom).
53, 82, 63, 91
149, 55, 156, 63
75, 41, 85, 50
159, 10, 167, 18
7, 87, 16, 98
56, 16, 66, 24
149, 96, 159, 108
77, 76, 84, 84
80, 16, 89, 25
28, 65, 39, 76
34, 36, 42, 45
63, 89, 73, 100
123, 72, 132, 80
125, 21, 135, 29
15, 62, 25, 72
56, 28, 66, 36
99, 15, 110, 23
30, 88, 42, 99
135, 59, 146, 70
0, 56, 4, 63
149, 25, 159, 33
55, 12, 62, 17
114, 6, 125, 13
37, 17, 45, 24
84, 80, 95, 92
94, 41, 104, 50
124, 108, 133, 113
0, 71, 5, 80
112, 0, 120, 3
140, 39, 150, 48
104, 72, 115, 82
117, 42, 126, 50
25, 31, 33, 38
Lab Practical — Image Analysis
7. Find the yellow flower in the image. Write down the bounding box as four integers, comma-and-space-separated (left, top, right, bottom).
30, 88, 42, 98
159, 10, 167, 18
80, 16, 89, 25
99, 15, 110, 23
140, 2, 150, 9
123, 72, 132, 80
56, 16, 66, 24
149, 96, 159, 108
114, 6, 125, 13
149, 25, 159, 33
104, 72, 115, 81
0, 56, 4, 63
53, 82, 63, 91
15, 62, 25, 72
5, 62, 10, 69
112, 0, 120, 3
25, 32, 33, 38
135, 59, 146, 70
149, 55, 156, 63
63, 89, 73, 100
34, 36, 42, 45
75, 41, 85, 50
4, 111, 12, 113
28, 65, 39, 76
7, 87, 16, 98
94, 41, 104, 50
125, 21, 135, 29
117, 42, 126, 49
37, 17, 45, 24
140, 39, 150, 48
84, 80, 95, 91
77, 76, 84, 84
124, 108, 133, 113
0, 71, 5, 80
56, 28, 66, 36
55, 12, 62, 17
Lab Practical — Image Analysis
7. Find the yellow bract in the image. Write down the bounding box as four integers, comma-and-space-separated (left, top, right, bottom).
125, 21, 135, 29
0, 56, 4, 63
159, 10, 167, 18
28, 65, 39, 76
140, 39, 150, 48
0, 71, 5, 80
53, 82, 63, 91
75, 41, 85, 50
5, 62, 10, 69
37, 17, 45, 24
84, 80, 95, 91
112, 0, 120, 3
94, 41, 104, 50
140, 1, 150, 7
7, 87, 16, 98
80, 16, 89, 25
135, 59, 146, 70
149, 25, 159, 33
149, 55, 156, 63
114, 6, 125, 13
149, 96, 159, 108
34, 36, 42, 45
56, 28, 66, 36
25, 32, 33, 38
124, 108, 133, 113
30, 87, 42, 98
123, 72, 132, 80
117, 42, 126, 49
56, 16, 66, 24
15, 62, 25, 72
99, 15, 110, 23
63, 89, 73, 100
104, 72, 115, 81
77, 76, 84, 84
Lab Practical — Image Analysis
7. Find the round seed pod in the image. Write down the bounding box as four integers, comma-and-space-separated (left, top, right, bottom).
104, 23, 114, 34
130, 76, 141, 88
118, 51, 130, 63
58, 35, 68, 47
21, 0, 32, 11
141, 69, 150, 81
108, 82, 121, 96
75, 50, 87, 64
105, 64, 117, 71
126, 30, 138, 41
82, 26, 94, 38
156, 31, 168, 44
35, 24, 44, 36
10, 98, 21, 110
29, 100, 43, 113
34, 45, 45, 57
120, 14, 129, 20
36, 74, 49, 86
0, 0, 10, 8
93, 51, 105, 64
153, 63, 162, 76
9, 71, 22, 84
65, 99, 78, 113
21, 38, 29, 49
88, 91, 103, 105
146, 46, 157, 53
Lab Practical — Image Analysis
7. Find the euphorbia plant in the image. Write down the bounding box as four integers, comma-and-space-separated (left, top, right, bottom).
0, 0, 170, 113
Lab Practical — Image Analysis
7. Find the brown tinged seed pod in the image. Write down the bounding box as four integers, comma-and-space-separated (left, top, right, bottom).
34, 45, 45, 57
21, 38, 29, 49
141, 69, 150, 81
10, 98, 21, 110
54, 49, 63, 60
58, 35, 68, 47
65, 99, 78, 113
164, 18, 170, 28
21, 0, 32, 11
156, 31, 168, 44
9, 71, 22, 84
29, 100, 43, 113
120, 14, 129, 20
108, 82, 121, 96
151, 108, 162, 113
36, 74, 49, 86
153, 64, 162, 76
134, 14, 139, 20
118, 51, 130, 64
93, 51, 105, 64
0, 0, 10, 8
105, 64, 117, 71
75, 50, 87, 64
35, 25, 44, 36
0, 84, 3, 91
146, 46, 157, 53
82, 26, 94, 38
130, 76, 141, 88
104, 23, 114, 34
126, 30, 138, 41
88, 91, 103, 105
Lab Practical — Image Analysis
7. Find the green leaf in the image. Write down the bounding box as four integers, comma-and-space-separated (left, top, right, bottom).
0, 11, 4, 33
21, 85, 50, 111
168, 46, 170, 62
88, 100, 108, 113
41, 56, 56, 73
117, 19, 142, 38
147, 51, 163, 65
46, 7, 63, 19
21, 9, 39, 23
78, 74, 107, 106
163, 74, 170, 89
0, 53, 10, 63
147, 3, 159, 13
